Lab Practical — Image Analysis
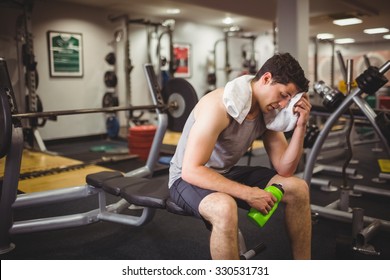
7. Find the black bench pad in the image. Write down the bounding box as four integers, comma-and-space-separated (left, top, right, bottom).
86, 171, 191, 215
86, 171, 123, 189
165, 198, 192, 216
120, 177, 169, 209
102, 176, 150, 196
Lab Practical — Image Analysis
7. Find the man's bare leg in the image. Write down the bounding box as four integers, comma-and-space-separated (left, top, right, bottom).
272, 175, 312, 259
199, 192, 240, 259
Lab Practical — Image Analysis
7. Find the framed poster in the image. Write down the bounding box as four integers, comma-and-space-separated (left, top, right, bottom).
47, 31, 83, 77
173, 43, 191, 78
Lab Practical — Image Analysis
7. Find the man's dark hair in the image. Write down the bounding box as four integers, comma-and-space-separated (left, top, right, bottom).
253, 52, 309, 92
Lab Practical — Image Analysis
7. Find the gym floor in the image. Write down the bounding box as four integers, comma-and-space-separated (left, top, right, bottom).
1, 133, 389, 260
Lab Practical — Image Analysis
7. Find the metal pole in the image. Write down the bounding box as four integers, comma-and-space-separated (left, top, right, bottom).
12, 104, 165, 119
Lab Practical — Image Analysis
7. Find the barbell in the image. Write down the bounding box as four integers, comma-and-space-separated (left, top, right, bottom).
1, 85, 197, 158
1, 57, 198, 158
12, 104, 167, 119
10, 78, 198, 131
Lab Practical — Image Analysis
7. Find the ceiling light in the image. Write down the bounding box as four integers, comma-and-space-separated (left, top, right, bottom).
222, 17, 233, 25
334, 38, 355, 44
333, 18, 362, 26
364, 27, 389, 34
166, 8, 181, 14
384, 34, 390, 39
317, 33, 334, 40
225, 25, 241, 33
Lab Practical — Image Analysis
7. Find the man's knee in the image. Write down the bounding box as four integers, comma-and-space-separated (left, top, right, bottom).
281, 177, 310, 205
199, 192, 238, 226
294, 178, 310, 202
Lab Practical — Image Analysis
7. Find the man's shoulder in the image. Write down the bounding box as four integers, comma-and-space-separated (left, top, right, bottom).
195, 90, 230, 128
198, 88, 225, 109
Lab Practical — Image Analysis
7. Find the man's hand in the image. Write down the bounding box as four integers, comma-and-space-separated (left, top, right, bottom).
247, 187, 277, 215
294, 92, 312, 128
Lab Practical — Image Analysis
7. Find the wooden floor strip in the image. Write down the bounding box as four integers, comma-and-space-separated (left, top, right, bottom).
1, 150, 113, 193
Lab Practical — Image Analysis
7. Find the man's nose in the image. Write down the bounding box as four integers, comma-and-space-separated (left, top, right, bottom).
278, 99, 290, 109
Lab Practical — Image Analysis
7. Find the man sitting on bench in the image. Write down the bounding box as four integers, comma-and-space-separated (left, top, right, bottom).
168, 53, 312, 260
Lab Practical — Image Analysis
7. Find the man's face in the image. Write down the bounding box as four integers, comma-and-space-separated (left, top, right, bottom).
254, 72, 299, 113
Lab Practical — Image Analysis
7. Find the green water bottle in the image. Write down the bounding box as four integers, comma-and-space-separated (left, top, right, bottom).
247, 183, 284, 227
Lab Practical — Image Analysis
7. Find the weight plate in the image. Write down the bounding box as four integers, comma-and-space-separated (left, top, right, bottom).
106, 115, 120, 139
104, 71, 117, 88
167, 93, 185, 118
105, 52, 116, 66
102, 92, 119, 108
162, 78, 198, 132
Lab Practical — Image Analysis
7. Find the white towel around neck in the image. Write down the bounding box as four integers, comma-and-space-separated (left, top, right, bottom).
223, 75, 254, 124
223, 75, 303, 131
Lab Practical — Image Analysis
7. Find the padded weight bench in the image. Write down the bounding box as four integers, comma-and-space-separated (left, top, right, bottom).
86, 171, 265, 259
86, 171, 190, 217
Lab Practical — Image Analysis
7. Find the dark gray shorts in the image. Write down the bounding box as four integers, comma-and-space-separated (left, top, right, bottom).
169, 166, 277, 219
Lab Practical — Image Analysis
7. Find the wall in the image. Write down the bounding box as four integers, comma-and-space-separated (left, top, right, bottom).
2, 1, 388, 140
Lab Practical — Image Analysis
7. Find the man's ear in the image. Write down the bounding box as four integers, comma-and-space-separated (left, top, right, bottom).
261, 72, 273, 84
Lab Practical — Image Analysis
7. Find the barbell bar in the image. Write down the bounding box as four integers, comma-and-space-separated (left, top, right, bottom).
12, 103, 171, 119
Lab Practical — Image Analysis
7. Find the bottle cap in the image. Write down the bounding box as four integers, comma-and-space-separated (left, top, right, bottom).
271, 183, 284, 194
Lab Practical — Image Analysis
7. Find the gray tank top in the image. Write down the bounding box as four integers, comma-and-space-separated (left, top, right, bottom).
168, 110, 267, 187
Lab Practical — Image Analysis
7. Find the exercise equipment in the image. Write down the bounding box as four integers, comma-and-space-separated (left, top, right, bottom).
107, 16, 178, 131
12, 0, 52, 152
103, 36, 120, 138
2, 71, 196, 137
105, 115, 120, 139
303, 59, 390, 255
0, 88, 12, 158
24, 94, 45, 127
162, 77, 198, 132
0, 61, 167, 253
312, 37, 337, 87
102, 91, 120, 140
375, 111, 390, 146
303, 124, 320, 149
127, 125, 156, 161
209, 28, 258, 89
304, 52, 366, 191
102, 91, 119, 108
356, 66, 388, 96
104, 52, 116, 65
84, 170, 265, 260
156, 19, 176, 84
108, 14, 132, 129
313, 81, 345, 112
104, 71, 118, 88
9, 81, 197, 134
0, 61, 263, 259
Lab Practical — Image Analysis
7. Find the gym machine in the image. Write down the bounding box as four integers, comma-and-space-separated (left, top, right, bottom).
304, 59, 390, 255
206, 27, 258, 94
298, 48, 360, 191
13, 0, 50, 152
107, 15, 177, 129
